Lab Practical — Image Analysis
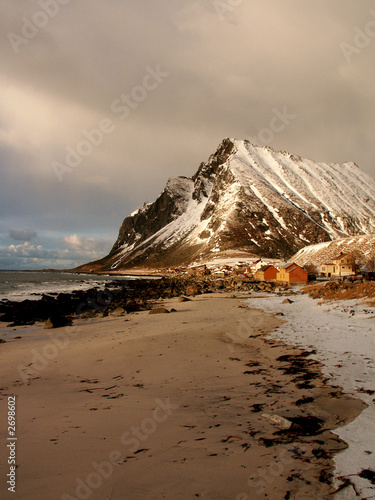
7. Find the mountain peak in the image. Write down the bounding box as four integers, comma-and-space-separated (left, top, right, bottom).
191, 137, 237, 182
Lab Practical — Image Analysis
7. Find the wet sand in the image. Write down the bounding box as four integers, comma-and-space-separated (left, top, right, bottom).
0, 293, 365, 499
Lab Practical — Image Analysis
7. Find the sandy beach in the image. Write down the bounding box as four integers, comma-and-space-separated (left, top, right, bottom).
0, 293, 365, 500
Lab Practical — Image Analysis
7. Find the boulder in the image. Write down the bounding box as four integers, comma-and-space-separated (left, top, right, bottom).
261, 413, 294, 430
185, 285, 200, 296
111, 307, 127, 317
149, 308, 170, 315
81, 311, 96, 319
178, 296, 191, 302
44, 315, 73, 329
282, 298, 294, 304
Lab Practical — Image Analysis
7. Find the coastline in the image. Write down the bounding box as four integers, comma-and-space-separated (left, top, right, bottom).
0, 292, 365, 499
0, 270, 162, 304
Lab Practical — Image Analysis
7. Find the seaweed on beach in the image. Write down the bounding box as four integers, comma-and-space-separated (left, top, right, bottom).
358, 469, 375, 484
250, 403, 264, 413
285, 416, 324, 436
276, 351, 322, 390
258, 415, 325, 449
277, 350, 319, 374
270, 416, 325, 441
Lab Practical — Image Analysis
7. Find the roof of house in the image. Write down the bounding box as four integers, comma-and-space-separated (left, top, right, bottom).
286, 264, 308, 274
278, 262, 302, 270
258, 265, 276, 272
276, 262, 294, 269
332, 252, 347, 261
285, 264, 307, 274
285, 265, 297, 273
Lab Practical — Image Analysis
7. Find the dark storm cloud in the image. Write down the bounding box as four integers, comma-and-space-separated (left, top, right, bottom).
0, 0, 374, 269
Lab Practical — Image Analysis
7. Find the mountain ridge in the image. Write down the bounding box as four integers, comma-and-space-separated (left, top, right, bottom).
77, 138, 375, 271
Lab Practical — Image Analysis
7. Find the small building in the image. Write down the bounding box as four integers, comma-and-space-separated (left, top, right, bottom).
276, 263, 308, 283
187, 265, 210, 276
320, 263, 335, 277
212, 270, 226, 278
251, 259, 267, 273
320, 253, 353, 277
249, 259, 261, 272
254, 265, 278, 282
234, 262, 246, 270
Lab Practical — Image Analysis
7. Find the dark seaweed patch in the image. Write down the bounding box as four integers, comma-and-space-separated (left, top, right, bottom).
359, 469, 375, 484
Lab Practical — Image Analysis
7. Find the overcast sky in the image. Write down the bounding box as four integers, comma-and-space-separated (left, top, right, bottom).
0, 0, 374, 269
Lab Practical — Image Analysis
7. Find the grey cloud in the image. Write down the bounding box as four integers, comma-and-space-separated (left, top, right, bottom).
0, 236, 112, 270
9, 228, 37, 241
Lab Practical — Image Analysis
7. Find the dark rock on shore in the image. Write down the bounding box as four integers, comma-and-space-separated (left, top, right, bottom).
44, 315, 73, 329
110, 307, 127, 317
0, 276, 289, 326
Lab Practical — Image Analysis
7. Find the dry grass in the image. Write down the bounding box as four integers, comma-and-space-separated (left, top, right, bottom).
302, 281, 375, 302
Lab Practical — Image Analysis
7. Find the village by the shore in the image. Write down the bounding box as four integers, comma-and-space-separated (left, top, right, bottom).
157, 250, 374, 283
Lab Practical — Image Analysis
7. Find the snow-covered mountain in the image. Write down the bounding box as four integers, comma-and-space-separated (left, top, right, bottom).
79, 138, 375, 270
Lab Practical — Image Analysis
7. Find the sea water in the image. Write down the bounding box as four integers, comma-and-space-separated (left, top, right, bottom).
0, 270, 146, 301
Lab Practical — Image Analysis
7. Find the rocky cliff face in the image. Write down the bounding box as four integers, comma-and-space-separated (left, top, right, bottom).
78, 138, 375, 270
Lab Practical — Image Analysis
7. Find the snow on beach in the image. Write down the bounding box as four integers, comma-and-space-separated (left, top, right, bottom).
247, 291, 375, 499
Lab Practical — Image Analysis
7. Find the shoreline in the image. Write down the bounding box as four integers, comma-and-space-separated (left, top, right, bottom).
247, 290, 375, 498
0, 293, 365, 499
